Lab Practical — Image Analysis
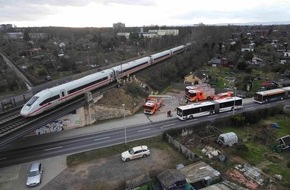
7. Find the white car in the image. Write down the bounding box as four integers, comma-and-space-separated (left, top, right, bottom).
121, 145, 150, 162
26, 162, 43, 187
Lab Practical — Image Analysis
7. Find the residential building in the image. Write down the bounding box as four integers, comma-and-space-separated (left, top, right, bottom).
148, 29, 179, 36
113, 22, 125, 29
208, 57, 225, 67
117, 32, 130, 39
184, 71, 208, 85
4, 32, 23, 40
28, 33, 48, 40
141, 32, 158, 38
0, 24, 13, 30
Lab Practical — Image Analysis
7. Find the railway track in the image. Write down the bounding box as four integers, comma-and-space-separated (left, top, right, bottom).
0, 106, 22, 121
0, 107, 25, 137
0, 116, 34, 137
0, 112, 20, 125
0, 97, 82, 138
0, 94, 87, 147
0, 83, 118, 146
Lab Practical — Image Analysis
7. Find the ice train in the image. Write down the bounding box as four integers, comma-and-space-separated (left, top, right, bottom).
20, 44, 187, 117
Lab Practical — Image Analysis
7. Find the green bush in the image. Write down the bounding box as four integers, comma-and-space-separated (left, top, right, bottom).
234, 143, 249, 156
243, 111, 261, 124
287, 161, 290, 168
215, 116, 232, 126
236, 144, 249, 152
231, 114, 246, 126
125, 83, 148, 97
37, 68, 47, 76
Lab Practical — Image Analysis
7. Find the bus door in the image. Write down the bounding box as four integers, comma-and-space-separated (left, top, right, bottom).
214, 102, 220, 113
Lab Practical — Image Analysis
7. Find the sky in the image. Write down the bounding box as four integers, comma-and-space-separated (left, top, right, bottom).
1, 0, 290, 28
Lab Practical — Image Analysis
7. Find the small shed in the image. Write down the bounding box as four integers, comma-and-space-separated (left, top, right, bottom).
217, 132, 238, 146
184, 71, 208, 85
179, 161, 221, 189
208, 57, 224, 67
277, 135, 290, 151
157, 169, 186, 190
201, 180, 248, 190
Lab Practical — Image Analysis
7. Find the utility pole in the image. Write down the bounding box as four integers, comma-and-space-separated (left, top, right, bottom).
122, 104, 127, 145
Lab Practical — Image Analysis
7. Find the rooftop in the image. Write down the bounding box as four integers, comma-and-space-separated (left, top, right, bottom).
179, 161, 220, 184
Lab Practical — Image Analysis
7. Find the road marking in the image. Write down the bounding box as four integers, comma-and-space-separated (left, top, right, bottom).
0, 157, 7, 161
44, 146, 63, 151
138, 128, 151, 132
94, 136, 111, 141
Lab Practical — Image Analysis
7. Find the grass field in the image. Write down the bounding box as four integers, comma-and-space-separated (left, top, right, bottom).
217, 114, 290, 188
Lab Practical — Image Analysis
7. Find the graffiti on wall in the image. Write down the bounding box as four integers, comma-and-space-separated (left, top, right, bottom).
34, 119, 71, 135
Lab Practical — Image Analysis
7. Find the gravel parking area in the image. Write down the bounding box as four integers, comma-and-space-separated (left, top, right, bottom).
41, 147, 184, 190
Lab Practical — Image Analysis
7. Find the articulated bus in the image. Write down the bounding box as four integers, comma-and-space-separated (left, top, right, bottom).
254, 87, 290, 104
176, 97, 243, 120
214, 97, 243, 113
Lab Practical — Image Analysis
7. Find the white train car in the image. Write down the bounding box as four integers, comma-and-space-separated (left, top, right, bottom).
20, 43, 190, 117
20, 69, 115, 117
150, 50, 172, 64
111, 56, 151, 78
170, 45, 185, 55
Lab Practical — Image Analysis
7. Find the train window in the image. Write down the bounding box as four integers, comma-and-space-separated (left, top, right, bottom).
39, 95, 60, 106
27, 96, 39, 106
122, 61, 149, 72
68, 76, 108, 94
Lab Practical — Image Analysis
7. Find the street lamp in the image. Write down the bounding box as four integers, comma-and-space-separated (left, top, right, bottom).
86, 46, 90, 74
122, 104, 127, 145
232, 87, 237, 115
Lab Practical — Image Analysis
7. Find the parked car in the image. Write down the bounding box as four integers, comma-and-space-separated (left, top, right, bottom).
26, 162, 43, 187
121, 145, 150, 162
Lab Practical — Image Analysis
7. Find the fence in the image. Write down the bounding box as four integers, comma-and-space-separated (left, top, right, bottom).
0, 92, 32, 112
164, 133, 201, 162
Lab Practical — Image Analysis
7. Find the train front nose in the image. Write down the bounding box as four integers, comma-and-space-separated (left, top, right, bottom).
20, 105, 31, 117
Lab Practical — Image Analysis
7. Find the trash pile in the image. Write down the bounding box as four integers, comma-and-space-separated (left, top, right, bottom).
201, 146, 222, 159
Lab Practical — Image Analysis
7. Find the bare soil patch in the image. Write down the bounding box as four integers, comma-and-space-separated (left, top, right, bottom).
41, 148, 183, 190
